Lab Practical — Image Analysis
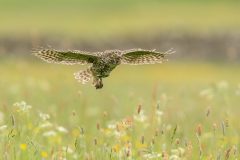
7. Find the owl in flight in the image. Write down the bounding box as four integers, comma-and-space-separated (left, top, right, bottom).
33, 48, 174, 89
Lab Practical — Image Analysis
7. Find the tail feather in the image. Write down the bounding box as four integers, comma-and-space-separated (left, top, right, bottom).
74, 68, 92, 84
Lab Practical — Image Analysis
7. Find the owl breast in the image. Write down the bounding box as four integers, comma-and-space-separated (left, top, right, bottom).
91, 55, 120, 78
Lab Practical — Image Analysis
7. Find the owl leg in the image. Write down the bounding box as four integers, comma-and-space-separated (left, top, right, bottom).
93, 77, 103, 89
74, 68, 92, 84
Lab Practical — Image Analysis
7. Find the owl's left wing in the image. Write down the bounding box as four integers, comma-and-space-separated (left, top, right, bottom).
33, 48, 101, 65
120, 48, 175, 65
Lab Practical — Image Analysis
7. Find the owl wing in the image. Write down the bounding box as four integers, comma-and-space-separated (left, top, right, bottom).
120, 48, 175, 65
33, 48, 101, 65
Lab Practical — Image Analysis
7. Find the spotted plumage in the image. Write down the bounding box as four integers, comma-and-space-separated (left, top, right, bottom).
33, 48, 174, 89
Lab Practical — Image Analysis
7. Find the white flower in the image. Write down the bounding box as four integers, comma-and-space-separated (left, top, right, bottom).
43, 130, 57, 137
57, 126, 68, 133
171, 147, 185, 157
72, 154, 79, 159
14, 101, 32, 112
133, 111, 146, 122
39, 112, 50, 121
199, 88, 214, 100
217, 80, 229, 90
39, 121, 53, 129
62, 146, 74, 154
156, 110, 163, 124
143, 152, 161, 159
169, 155, 180, 160
0, 125, 7, 131
113, 130, 126, 138
107, 123, 116, 129
156, 110, 163, 116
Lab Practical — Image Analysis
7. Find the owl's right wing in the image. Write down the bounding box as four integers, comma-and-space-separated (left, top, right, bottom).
33, 49, 101, 65
120, 48, 175, 65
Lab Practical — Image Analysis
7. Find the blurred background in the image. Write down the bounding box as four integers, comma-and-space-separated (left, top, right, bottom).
0, 0, 240, 61
0, 1, 240, 159
1, 0, 240, 128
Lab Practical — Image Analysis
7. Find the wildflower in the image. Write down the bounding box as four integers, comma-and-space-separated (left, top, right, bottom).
14, 101, 32, 112
107, 122, 116, 129
122, 117, 133, 128
199, 88, 214, 100
39, 112, 50, 121
135, 141, 147, 149
166, 124, 172, 131
225, 148, 231, 160
171, 147, 185, 157
156, 109, 163, 124
143, 152, 161, 159
217, 80, 229, 90
72, 128, 80, 137
57, 126, 68, 133
160, 93, 169, 107
196, 124, 203, 136
62, 146, 74, 154
96, 122, 100, 130
112, 144, 120, 152
162, 151, 169, 160
101, 128, 112, 137
113, 130, 126, 138
20, 143, 27, 151
39, 121, 53, 129
116, 122, 127, 132
156, 110, 163, 116
72, 154, 79, 159
125, 148, 131, 158
169, 154, 180, 160
0, 125, 7, 131
43, 130, 57, 137
133, 110, 146, 122
212, 123, 217, 134
175, 138, 180, 145
103, 111, 108, 117
224, 119, 229, 128
121, 135, 130, 142
41, 151, 48, 158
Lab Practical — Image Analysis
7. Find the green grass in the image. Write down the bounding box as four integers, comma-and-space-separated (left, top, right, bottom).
0, 58, 240, 159
1, 1, 240, 38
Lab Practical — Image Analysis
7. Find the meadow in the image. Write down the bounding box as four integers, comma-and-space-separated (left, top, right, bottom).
1, 0, 240, 39
1, 0, 240, 159
0, 58, 240, 159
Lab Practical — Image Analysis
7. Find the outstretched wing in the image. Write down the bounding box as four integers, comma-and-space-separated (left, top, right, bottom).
33, 48, 100, 65
120, 48, 175, 65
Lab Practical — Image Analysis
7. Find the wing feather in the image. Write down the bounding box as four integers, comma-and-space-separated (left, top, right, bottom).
33, 49, 100, 65
121, 48, 175, 65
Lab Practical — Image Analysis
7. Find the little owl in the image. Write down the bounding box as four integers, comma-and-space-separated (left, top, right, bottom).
33, 48, 174, 89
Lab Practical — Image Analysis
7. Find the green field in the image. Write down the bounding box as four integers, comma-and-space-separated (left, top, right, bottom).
0, 58, 240, 159
1, 0, 240, 38
1, 0, 240, 159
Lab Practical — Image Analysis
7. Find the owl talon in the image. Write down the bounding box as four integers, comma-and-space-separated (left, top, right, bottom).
95, 83, 103, 89
94, 78, 103, 89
